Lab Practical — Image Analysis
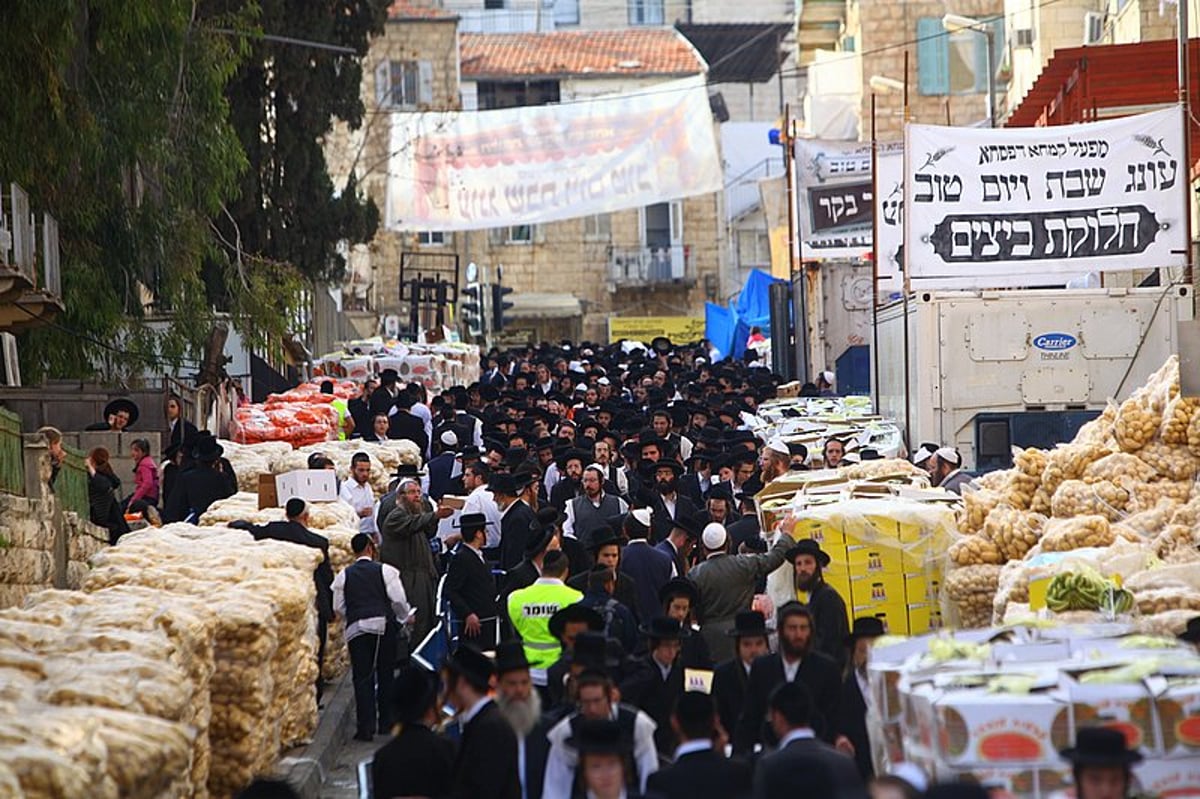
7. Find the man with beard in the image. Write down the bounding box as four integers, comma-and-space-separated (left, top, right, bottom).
564, 464, 628, 551
712, 611, 771, 739
548, 449, 588, 513
758, 439, 791, 485
733, 602, 844, 756
823, 438, 845, 469
787, 540, 849, 668
700, 484, 736, 528
495, 640, 552, 799
650, 460, 699, 543
381, 478, 453, 645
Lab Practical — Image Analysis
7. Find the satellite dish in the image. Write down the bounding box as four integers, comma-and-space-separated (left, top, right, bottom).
465, 261, 478, 282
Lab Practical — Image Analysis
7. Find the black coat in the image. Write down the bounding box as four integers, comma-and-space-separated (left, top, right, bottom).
167, 418, 199, 449
523, 718, 552, 799
655, 539, 689, 581
445, 545, 499, 621
732, 651, 843, 756
449, 700, 521, 799
560, 535, 594, 582
621, 541, 674, 623
567, 571, 639, 621
676, 473, 709, 508
371, 723, 455, 799
619, 655, 685, 756
389, 410, 429, 456
712, 657, 750, 739
427, 452, 456, 500
838, 671, 873, 780
807, 582, 850, 671
249, 520, 335, 623
499, 500, 537, 571
725, 516, 762, 552
650, 494, 700, 543
751, 736, 866, 799
162, 463, 235, 523
645, 746, 752, 799
548, 478, 581, 513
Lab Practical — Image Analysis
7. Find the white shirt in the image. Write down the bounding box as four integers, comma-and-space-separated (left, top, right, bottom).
339, 479, 377, 536
462, 484, 503, 548
662, 495, 677, 519
411, 402, 433, 457
673, 740, 713, 760
331, 557, 411, 642
544, 707, 659, 797
778, 727, 816, 748
783, 655, 802, 683
563, 492, 629, 536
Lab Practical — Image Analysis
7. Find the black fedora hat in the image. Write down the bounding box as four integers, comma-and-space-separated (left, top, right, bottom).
103, 398, 140, 428
494, 640, 530, 675
844, 616, 887, 646
443, 643, 495, 687
548, 604, 604, 640
524, 523, 557, 558
639, 616, 690, 640
392, 665, 439, 723
192, 433, 224, 463
453, 512, 489, 531
650, 336, 673, 354
707, 484, 735, 504
1059, 726, 1143, 767
529, 505, 563, 534
555, 447, 591, 472
393, 463, 425, 479
650, 459, 685, 477
1179, 616, 1200, 644
573, 630, 620, 670
667, 512, 703, 540
588, 527, 622, 554
785, 538, 831, 568
566, 717, 626, 755
489, 471, 531, 496
727, 610, 769, 639
658, 578, 698, 607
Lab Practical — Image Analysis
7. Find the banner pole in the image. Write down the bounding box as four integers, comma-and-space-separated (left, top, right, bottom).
901, 50, 913, 454
1179, 0, 1194, 291
871, 92, 881, 414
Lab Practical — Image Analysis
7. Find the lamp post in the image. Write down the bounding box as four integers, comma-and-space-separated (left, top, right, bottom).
942, 13, 997, 128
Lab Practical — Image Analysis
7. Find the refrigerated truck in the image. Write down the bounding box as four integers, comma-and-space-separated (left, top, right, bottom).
874, 285, 1195, 471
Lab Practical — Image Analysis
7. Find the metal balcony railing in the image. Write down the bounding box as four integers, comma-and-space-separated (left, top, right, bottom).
0, 183, 36, 286
458, 8, 553, 33
608, 245, 690, 286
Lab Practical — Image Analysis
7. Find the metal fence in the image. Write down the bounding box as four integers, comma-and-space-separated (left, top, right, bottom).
0, 407, 22, 495
56, 445, 90, 521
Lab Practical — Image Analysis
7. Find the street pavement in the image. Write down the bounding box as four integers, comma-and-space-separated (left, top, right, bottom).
319, 734, 377, 799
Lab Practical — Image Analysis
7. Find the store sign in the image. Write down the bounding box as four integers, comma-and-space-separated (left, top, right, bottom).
608, 316, 706, 344
874, 141, 905, 293
904, 107, 1187, 288
1033, 333, 1077, 352
793, 139, 874, 259
385, 76, 722, 232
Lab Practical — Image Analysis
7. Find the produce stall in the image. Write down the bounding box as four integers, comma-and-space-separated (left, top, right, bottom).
313, 339, 481, 393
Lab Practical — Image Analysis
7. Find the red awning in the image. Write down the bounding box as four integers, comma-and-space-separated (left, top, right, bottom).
1006, 39, 1200, 172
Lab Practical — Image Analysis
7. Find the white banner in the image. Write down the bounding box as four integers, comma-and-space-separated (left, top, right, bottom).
874, 141, 904, 294
904, 107, 1187, 287
384, 76, 722, 232
794, 139, 874, 259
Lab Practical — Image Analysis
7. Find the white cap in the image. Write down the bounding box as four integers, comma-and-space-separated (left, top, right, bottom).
631, 507, 654, 527
891, 763, 928, 792
597, 377, 611, 386
569, 360, 583, 371
766, 438, 790, 456
912, 446, 934, 465
575, 383, 588, 392
822, 370, 835, 384
934, 446, 961, 466
440, 430, 458, 446
702, 523, 728, 550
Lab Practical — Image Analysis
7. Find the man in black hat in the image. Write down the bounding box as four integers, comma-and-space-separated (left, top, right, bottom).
549, 448, 588, 513
1060, 727, 1143, 799
371, 666, 455, 799
494, 640, 552, 799
576, 563, 639, 656
500, 508, 561, 603
655, 511, 701, 579
620, 508, 675, 624
331, 533, 412, 741
619, 617, 689, 756
787, 539, 849, 668
494, 471, 537, 571
564, 464, 628, 552
389, 390, 430, 457
162, 434, 236, 523
645, 691, 752, 799
566, 717, 638, 799
752, 681, 863, 799
659, 578, 713, 669
544, 610, 606, 711
86, 397, 140, 431
711, 610, 770, 738
838, 616, 886, 780
567, 523, 638, 616
733, 602, 843, 756
441, 644, 521, 799
650, 460, 700, 543
678, 446, 715, 508
699, 483, 737, 528
725, 480, 764, 554
445, 513, 501, 646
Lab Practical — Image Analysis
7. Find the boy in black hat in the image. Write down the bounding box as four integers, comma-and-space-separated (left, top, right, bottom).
445, 513, 501, 646
442, 645, 521, 799
658, 578, 713, 669
162, 433, 236, 523
1060, 727, 1143, 799
786, 538, 849, 668
839, 616, 887, 780
711, 610, 771, 738
568, 718, 638, 799
371, 666, 456, 799
619, 617, 689, 756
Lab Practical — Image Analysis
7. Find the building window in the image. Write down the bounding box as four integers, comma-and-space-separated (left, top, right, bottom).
628, 0, 664, 26
554, 0, 580, 25
417, 231, 448, 246
477, 80, 561, 110
916, 16, 1005, 96
584, 213, 611, 240
737, 229, 770, 268
375, 60, 433, 108
489, 225, 537, 245
484, 0, 506, 9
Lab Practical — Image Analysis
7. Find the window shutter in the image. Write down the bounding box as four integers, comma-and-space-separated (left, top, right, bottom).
375, 60, 391, 107
418, 61, 434, 106
533, 224, 545, 244
488, 227, 504, 246
916, 17, 949, 96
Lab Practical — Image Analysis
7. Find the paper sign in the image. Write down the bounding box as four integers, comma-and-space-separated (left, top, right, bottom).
1029, 575, 1052, 611
685, 669, 714, 694
275, 470, 338, 505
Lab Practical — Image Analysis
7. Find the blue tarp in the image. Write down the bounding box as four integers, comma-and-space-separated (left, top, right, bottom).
707, 269, 783, 361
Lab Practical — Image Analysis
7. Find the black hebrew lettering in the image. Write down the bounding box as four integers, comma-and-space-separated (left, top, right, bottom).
1123, 160, 1178, 192
808, 182, 873, 233
913, 173, 963, 203
928, 205, 1162, 262
981, 174, 1032, 202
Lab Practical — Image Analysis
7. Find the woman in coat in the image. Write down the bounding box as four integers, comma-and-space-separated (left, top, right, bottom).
86, 447, 128, 545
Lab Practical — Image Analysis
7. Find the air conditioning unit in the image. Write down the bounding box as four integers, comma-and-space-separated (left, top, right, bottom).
1014, 28, 1035, 48
1083, 11, 1104, 45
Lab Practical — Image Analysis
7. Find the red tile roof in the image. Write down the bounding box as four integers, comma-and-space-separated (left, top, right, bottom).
460, 29, 707, 79
387, 1, 457, 21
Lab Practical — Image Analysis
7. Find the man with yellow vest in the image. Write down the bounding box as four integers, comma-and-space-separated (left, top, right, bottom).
507, 549, 581, 687
321, 380, 353, 441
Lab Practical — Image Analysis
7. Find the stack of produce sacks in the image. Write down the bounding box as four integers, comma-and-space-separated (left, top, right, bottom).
946, 356, 1200, 630
217, 437, 420, 494
80, 525, 323, 797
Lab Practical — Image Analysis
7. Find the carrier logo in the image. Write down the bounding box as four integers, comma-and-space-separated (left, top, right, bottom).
1033, 333, 1077, 351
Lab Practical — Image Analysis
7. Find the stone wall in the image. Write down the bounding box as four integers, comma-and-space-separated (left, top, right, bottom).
0, 493, 107, 609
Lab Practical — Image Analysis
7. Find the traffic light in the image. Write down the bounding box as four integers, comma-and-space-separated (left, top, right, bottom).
461, 281, 484, 338
492, 282, 514, 332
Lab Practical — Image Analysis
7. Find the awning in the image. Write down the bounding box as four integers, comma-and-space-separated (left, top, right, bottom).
675, 23, 790, 84
1005, 39, 1200, 171
509, 292, 583, 319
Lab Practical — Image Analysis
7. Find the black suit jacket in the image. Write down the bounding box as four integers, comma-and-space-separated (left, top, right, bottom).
732, 651, 843, 756
838, 671, 873, 780
712, 657, 750, 739
619, 655, 685, 755
445, 545, 498, 620
249, 520, 335, 622
650, 494, 700, 543
751, 736, 866, 799
167, 418, 198, 449
548, 478, 581, 512
449, 700, 521, 799
389, 410, 429, 455
162, 465, 234, 524
645, 746, 752, 799
499, 501, 537, 571
677, 473, 707, 507
808, 582, 850, 671
523, 718, 552, 799
371, 723, 456, 799
567, 571, 639, 620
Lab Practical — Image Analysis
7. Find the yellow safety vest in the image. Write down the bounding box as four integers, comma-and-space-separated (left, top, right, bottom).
507, 579, 583, 669
331, 398, 349, 441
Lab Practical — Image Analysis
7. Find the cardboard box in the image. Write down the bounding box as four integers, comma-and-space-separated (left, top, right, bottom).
439, 495, 467, 510
1059, 671, 1160, 754
789, 516, 847, 548
907, 603, 945, 636
275, 469, 338, 505
930, 688, 1071, 768
846, 544, 904, 574
1150, 676, 1200, 757
1134, 757, 1200, 797
258, 472, 278, 510
852, 601, 909, 635
850, 572, 906, 608
904, 572, 943, 605
931, 765, 1070, 799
